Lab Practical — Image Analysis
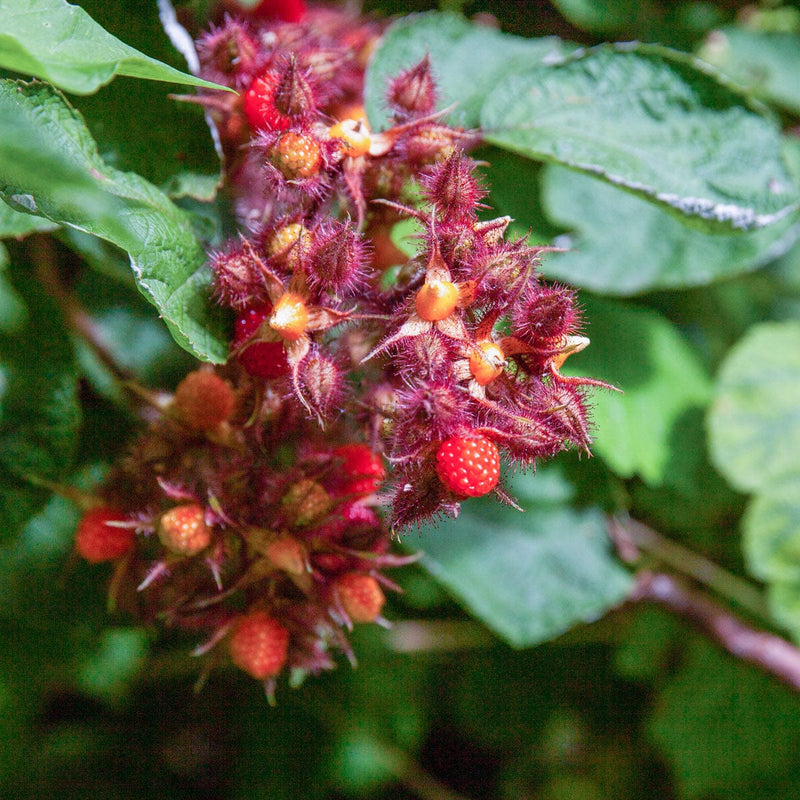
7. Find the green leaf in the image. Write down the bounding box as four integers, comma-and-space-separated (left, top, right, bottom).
551, 0, 638, 33
0, 265, 81, 539
708, 321, 800, 494
482, 44, 799, 232
535, 165, 800, 294
649, 637, 800, 798
415, 498, 631, 647
562, 297, 712, 487
0, 80, 229, 363
364, 11, 567, 130
0, 0, 231, 95
0, 200, 58, 238
743, 476, 800, 584
698, 28, 800, 114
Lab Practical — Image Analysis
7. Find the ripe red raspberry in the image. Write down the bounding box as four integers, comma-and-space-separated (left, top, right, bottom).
269, 131, 323, 180
229, 611, 290, 679
173, 370, 235, 430
435, 434, 501, 497
330, 444, 385, 497
250, 0, 306, 23
233, 304, 289, 379
243, 72, 291, 132
158, 504, 212, 557
75, 507, 134, 563
334, 573, 385, 623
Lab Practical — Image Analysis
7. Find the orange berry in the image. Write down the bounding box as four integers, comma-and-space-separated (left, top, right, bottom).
329, 118, 371, 158
415, 279, 459, 321
281, 479, 332, 526
75, 507, 134, 563
173, 370, 235, 430
229, 611, 290, 679
269, 131, 322, 179
158, 504, 212, 557
334, 573, 385, 623
269, 292, 309, 341
469, 342, 506, 386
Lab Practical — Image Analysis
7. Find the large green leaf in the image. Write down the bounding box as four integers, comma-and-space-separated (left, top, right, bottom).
533, 165, 800, 294
0, 80, 228, 363
0, 265, 81, 540
0, 0, 230, 95
414, 491, 631, 647
562, 297, 712, 487
482, 44, 799, 232
707, 321, 800, 494
364, 12, 567, 130
698, 28, 800, 114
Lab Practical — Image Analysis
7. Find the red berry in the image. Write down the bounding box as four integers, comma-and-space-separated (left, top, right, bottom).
435, 434, 500, 497
250, 0, 306, 23
243, 72, 291, 132
233, 304, 289, 379
173, 370, 235, 430
158, 504, 212, 557
334, 573, 385, 623
331, 444, 385, 497
229, 611, 290, 679
75, 507, 134, 563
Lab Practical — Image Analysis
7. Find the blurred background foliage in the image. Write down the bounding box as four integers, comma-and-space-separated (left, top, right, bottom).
1, 0, 800, 797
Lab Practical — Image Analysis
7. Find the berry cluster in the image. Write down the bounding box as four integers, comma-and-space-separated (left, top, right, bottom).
73, 2, 604, 692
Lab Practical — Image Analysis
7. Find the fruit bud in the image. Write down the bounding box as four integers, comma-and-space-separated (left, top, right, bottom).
513, 285, 580, 345
282, 479, 333, 527
307, 220, 367, 293
173, 370, 235, 430
266, 536, 306, 575
210, 242, 268, 309
420, 151, 486, 222
272, 56, 315, 119
386, 55, 437, 120
299, 351, 344, 420
197, 19, 260, 87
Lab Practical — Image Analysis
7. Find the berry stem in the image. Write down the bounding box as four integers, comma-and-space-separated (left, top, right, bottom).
610, 514, 770, 623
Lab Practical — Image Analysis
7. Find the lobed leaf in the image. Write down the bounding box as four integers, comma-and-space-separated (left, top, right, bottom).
482, 44, 799, 232
0, 80, 229, 363
707, 321, 800, 494
0, 0, 231, 95
415, 496, 631, 647
562, 297, 712, 487
364, 11, 566, 130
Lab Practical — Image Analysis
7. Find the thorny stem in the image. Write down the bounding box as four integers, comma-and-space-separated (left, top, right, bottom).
610, 514, 771, 623
633, 571, 800, 693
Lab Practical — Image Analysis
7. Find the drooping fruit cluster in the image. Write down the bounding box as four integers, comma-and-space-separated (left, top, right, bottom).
73, 2, 607, 693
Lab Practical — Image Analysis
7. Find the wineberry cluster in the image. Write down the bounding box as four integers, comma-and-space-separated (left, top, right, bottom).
73, 1, 603, 693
